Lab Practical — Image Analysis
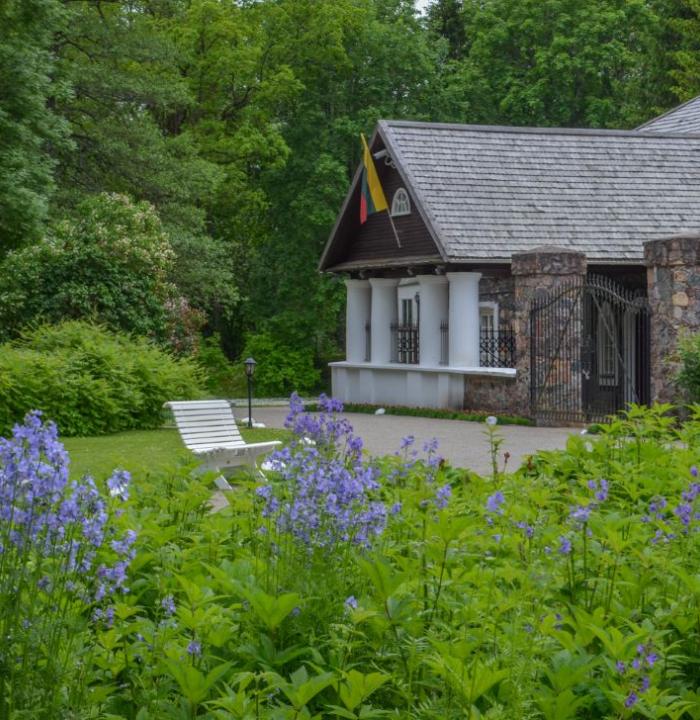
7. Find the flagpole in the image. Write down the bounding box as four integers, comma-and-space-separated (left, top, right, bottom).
386, 210, 402, 248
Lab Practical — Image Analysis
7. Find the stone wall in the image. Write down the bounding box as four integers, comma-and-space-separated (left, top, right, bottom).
463, 374, 520, 416
645, 235, 700, 404
511, 247, 588, 423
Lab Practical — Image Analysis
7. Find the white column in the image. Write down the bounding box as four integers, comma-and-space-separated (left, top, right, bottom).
344, 279, 371, 362
369, 278, 399, 363
447, 271, 482, 367
417, 275, 448, 367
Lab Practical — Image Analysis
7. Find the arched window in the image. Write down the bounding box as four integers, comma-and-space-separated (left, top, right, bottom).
597, 303, 618, 386
391, 188, 411, 217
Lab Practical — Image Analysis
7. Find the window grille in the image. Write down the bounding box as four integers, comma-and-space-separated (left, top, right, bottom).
391, 188, 411, 216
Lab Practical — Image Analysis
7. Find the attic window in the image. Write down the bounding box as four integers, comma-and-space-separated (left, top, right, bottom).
391, 188, 411, 217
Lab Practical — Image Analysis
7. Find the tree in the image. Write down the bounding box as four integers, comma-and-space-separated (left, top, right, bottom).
435, 0, 671, 128
427, 0, 467, 60
0, 0, 67, 255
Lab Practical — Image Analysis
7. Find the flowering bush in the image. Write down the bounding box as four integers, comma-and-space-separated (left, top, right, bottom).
0, 411, 135, 716
4, 400, 700, 718
256, 393, 386, 551
0, 193, 179, 343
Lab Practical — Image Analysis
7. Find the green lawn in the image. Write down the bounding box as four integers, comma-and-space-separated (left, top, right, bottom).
62, 426, 291, 480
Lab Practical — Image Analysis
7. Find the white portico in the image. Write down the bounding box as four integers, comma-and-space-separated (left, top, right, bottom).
330, 271, 515, 409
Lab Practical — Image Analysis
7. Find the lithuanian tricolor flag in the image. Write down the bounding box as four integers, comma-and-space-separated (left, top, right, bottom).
360, 134, 388, 224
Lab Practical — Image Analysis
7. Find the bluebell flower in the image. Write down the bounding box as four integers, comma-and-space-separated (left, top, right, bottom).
187, 640, 202, 657
400, 435, 415, 449
423, 438, 439, 454
107, 470, 131, 501
259, 399, 388, 551
161, 595, 176, 617
569, 505, 591, 525
435, 483, 451, 509
559, 536, 572, 555
516, 521, 534, 538
344, 595, 358, 611
486, 491, 505, 514
625, 692, 638, 708
595, 479, 609, 502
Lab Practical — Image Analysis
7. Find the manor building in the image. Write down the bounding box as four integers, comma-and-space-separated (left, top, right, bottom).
319, 98, 700, 423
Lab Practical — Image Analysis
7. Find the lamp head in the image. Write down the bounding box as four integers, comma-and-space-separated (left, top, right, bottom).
244, 357, 257, 378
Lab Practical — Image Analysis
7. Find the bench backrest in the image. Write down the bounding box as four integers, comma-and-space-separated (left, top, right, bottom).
165, 400, 245, 453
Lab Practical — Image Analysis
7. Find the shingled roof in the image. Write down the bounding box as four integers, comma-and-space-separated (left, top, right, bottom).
637, 96, 700, 134
376, 121, 700, 264
320, 104, 700, 271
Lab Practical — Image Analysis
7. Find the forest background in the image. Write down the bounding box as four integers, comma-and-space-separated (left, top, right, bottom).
2, 0, 700, 395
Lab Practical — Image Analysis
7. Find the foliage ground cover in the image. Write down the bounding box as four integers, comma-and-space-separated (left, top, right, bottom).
303, 401, 533, 426
2, 398, 700, 718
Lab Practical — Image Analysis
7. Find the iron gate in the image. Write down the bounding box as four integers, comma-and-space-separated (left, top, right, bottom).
530, 274, 650, 424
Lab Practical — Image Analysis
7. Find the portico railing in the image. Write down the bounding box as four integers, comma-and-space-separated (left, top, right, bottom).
440, 321, 449, 365
391, 323, 419, 364
479, 328, 516, 368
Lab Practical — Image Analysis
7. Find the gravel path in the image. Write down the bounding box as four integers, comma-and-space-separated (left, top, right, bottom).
250, 407, 579, 475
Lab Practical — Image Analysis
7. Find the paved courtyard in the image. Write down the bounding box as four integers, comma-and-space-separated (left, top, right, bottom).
251, 407, 579, 475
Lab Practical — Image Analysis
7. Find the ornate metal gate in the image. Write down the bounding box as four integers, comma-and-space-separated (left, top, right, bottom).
530, 274, 650, 424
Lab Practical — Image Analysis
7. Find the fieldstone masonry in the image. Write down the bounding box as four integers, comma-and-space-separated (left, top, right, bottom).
511, 247, 588, 422
645, 235, 700, 404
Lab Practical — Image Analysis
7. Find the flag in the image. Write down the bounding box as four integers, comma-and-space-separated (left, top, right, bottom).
360, 134, 388, 224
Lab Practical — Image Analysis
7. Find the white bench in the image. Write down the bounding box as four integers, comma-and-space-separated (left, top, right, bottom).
164, 400, 281, 486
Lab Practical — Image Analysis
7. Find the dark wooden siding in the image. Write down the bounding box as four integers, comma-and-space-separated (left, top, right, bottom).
322, 144, 440, 270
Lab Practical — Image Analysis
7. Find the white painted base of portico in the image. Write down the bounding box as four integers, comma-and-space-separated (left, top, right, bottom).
330, 362, 517, 410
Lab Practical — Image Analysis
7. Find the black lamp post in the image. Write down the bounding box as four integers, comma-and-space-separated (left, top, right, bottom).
244, 357, 257, 429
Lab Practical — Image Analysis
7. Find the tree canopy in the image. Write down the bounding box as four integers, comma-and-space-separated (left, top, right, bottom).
0, 0, 695, 376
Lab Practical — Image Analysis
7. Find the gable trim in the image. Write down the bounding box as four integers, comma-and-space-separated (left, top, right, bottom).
318, 126, 448, 273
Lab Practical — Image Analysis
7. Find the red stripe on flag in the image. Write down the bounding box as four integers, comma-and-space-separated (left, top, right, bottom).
360, 194, 368, 224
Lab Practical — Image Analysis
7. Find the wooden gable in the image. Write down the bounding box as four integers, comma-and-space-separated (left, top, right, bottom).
319, 134, 443, 272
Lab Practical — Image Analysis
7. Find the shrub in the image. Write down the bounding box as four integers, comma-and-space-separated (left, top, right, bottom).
241, 331, 321, 396
0, 321, 204, 436
678, 332, 700, 402
196, 333, 242, 396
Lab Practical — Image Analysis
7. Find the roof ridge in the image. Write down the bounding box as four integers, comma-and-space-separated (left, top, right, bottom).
636, 95, 700, 131
381, 119, 700, 139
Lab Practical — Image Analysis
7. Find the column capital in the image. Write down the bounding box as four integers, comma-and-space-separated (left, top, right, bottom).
446, 271, 482, 284
344, 278, 370, 289
511, 247, 587, 276
416, 274, 448, 286
369, 277, 400, 288
644, 235, 700, 267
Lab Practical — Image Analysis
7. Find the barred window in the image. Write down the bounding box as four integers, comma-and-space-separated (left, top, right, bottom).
391, 188, 411, 216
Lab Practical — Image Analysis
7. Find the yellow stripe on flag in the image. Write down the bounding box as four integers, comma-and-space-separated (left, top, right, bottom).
361, 134, 388, 213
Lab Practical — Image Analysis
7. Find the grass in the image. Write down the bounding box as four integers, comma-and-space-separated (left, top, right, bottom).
62, 426, 291, 481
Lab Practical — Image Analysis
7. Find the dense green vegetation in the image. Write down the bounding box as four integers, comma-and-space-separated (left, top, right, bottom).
3, 401, 700, 718
1, 0, 698, 386
679, 333, 700, 402
0, 321, 204, 436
